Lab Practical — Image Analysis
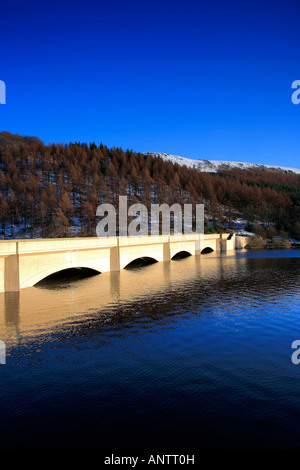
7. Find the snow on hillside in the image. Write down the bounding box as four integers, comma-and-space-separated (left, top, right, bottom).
147, 152, 300, 175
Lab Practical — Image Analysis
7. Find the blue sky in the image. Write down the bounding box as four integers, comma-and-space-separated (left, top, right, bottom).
1, 0, 300, 167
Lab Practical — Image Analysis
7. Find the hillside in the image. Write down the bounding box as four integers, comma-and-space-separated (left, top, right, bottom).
0, 132, 299, 240
0, 131, 43, 148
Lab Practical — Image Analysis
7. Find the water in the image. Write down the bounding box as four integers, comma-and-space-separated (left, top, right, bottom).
1, 249, 300, 450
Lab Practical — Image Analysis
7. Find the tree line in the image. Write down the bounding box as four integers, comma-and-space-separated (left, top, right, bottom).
0, 132, 299, 239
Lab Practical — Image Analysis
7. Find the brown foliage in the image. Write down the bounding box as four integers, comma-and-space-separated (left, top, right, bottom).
0, 133, 299, 239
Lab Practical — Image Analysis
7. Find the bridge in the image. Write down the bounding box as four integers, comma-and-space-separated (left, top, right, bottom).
0, 233, 249, 292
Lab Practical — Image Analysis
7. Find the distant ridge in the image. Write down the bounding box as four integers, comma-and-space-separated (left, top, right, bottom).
147, 152, 300, 175
0, 131, 43, 148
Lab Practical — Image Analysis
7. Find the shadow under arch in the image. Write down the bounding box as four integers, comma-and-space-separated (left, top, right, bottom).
172, 251, 192, 260
201, 247, 214, 254
35, 267, 101, 289
124, 257, 158, 270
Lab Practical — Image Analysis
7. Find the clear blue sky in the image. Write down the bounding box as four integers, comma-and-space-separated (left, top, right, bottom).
1, 0, 300, 167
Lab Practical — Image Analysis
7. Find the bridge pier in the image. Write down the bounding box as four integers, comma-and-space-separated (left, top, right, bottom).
163, 241, 171, 262
110, 240, 120, 271
4, 253, 20, 292
0, 233, 243, 293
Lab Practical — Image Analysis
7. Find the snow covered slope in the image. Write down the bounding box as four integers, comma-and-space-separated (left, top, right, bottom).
147, 152, 300, 175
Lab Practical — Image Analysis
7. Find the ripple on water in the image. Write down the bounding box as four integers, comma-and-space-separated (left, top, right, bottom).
0, 250, 300, 450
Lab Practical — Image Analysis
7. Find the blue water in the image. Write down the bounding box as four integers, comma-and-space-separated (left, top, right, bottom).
1, 250, 300, 450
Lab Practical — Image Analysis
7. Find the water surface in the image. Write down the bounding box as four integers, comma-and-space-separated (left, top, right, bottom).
1, 249, 300, 450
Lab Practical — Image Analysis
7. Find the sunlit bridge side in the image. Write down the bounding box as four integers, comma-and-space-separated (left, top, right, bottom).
0, 233, 243, 292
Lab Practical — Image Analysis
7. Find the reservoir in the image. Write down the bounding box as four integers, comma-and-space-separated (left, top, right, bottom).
0, 249, 300, 450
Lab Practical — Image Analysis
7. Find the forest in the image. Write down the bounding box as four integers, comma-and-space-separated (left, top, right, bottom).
0, 131, 299, 240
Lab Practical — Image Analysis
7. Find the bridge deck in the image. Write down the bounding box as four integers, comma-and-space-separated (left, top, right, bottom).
0, 233, 250, 292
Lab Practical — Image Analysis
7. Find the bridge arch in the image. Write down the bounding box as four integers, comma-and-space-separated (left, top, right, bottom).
119, 240, 165, 270
21, 264, 102, 289
122, 256, 159, 269
171, 250, 193, 260
201, 247, 214, 254
35, 267, 101, 285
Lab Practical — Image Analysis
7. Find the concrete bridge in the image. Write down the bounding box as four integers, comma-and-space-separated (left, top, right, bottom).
0, 233, 248, 292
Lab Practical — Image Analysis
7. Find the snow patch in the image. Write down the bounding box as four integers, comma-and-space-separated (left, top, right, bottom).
147, 152, 300, 175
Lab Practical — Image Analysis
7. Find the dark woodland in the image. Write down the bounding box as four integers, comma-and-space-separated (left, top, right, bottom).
0, 132, 299, 240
